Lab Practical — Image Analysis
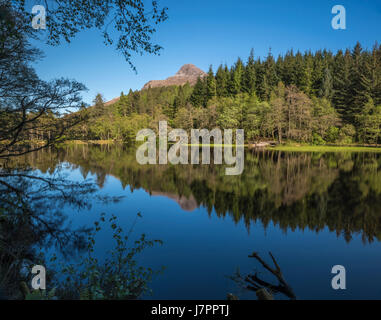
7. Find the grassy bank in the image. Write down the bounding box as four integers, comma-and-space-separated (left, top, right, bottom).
269, 144, 381, 153
185, 144, 247, 147
64, 140, 115, 145
62, 140, 381, 153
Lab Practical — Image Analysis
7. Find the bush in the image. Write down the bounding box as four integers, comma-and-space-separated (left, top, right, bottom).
53, 213, 164, 300
338, 124, 356, 144
312, 133, 326, 145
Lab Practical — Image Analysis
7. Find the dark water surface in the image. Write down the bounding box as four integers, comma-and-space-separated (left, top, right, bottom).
17, 144, 381, 299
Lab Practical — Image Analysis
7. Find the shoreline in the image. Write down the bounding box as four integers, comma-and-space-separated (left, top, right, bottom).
269, 144, 381, 153
62, 140, 381, 152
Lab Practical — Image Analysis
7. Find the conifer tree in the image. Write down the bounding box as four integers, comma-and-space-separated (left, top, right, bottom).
275, 54, 284, 85
190, 77, 207, 107
293, 51, 304, 89
319, 67, 334, 100
228, 58, 244, 95
255, 61, 269, 101
281, 50, 296, 86
370, 43, 381, 105
216, 65, 229, 97
264, 50, 278, 91
116, 92, 132, 117
243, 49, 256, 95
93, 93, 105, 117
299, 52, 313, 96
312, 50, 325, 96
332, 49, 351, 121
172, 96, 181, 119
349, 43, 372, 125
206, 65, 217, 101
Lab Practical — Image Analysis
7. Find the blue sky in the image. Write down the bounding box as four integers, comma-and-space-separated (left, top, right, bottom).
32, 0, 381, 104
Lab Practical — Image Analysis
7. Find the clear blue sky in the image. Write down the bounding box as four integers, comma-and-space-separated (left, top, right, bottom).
32, 0, 381, 104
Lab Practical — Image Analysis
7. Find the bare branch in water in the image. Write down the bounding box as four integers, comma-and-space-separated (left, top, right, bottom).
230, 251, 296, 300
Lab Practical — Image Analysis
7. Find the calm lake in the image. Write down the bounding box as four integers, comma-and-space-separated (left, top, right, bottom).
16, 144, 381, 299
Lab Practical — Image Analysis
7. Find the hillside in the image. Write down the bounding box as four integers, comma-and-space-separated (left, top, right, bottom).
142, 64, 206, 89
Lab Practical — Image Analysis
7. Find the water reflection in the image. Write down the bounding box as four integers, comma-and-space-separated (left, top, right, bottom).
0, 163, 98, 298
13, 144, 381, 244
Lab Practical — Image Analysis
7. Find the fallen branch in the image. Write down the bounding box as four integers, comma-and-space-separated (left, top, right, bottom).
247, 252, 296, 300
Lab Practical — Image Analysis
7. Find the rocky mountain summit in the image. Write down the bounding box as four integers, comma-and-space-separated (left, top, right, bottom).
142, 64, 206, 89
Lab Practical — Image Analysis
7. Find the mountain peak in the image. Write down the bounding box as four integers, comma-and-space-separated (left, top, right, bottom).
142, 64, 206, 89
174, 64, 205, 77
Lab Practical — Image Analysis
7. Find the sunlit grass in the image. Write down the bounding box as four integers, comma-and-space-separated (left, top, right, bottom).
270, 144, 381, 153
185, 144, 247, 147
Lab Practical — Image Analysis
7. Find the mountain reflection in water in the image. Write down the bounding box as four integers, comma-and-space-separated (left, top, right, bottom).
12, 143, 381, 244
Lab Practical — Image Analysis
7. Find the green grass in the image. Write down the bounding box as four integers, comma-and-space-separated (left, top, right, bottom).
65, 140, 381, 153
64, 140, 115, 145
185, 144, 247, 147
269, 144, 381, 153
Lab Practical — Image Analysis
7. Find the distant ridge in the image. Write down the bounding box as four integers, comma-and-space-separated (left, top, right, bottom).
104, 96, 120, 106
142, 64, 206, 89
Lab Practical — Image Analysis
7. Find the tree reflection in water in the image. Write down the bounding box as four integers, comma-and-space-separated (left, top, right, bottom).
0, 155, 120, 298
17, 144, 381, 244
4, 144, 381, 298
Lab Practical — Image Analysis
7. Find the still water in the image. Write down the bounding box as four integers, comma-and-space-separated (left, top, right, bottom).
16, 144, 381, 299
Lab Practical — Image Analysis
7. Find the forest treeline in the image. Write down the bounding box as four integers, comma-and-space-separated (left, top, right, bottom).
63, 42, 381, 144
